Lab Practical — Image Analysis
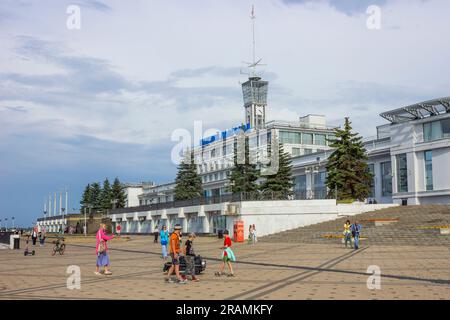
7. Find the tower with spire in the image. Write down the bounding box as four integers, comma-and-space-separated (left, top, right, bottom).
241, 5, 268, 130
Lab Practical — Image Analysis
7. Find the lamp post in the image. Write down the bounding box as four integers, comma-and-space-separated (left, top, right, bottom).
61, 207, 66, 232
84, 204, 92, 237
0, 218, 2, 231
4, 218, 7, 230
12, 217, 14, 230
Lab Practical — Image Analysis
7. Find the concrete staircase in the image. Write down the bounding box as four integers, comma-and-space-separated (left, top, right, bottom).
260, 205, 450, 246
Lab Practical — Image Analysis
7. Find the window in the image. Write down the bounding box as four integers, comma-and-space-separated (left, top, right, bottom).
313, 172, 327, 199
368, 164, 375, 198
302, 133, 313, 145
304, 148, 313, 155
292, 148, 301, 156
327, 134, 336, 146
222, 144, 226, 156
280, 131, 301, 144
443, 118, 450, 138
381, 162, 392, 196
424, 151, 433, 191
396, 154, 408, 193
424, 119, 450, 141
294, 175, 307, 192
211, 149, 216, 158
314, 134, 326, 146
257, 115, 263, 127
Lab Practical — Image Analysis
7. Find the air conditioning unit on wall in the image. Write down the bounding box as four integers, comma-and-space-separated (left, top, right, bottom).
227, 204, 238, 215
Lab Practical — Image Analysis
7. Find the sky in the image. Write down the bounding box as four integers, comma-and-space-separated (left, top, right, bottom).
1, 0, 449, 227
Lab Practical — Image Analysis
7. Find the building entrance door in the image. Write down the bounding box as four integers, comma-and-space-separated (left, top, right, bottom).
212, 215, 227, 234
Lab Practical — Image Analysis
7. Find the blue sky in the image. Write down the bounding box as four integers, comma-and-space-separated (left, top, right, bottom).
1, 0, 449, 227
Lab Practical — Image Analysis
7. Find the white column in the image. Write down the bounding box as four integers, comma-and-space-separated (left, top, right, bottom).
202, 213, 210, 234
59, 192, 62, 215
54, 193, 57, 217
48, 195, 52, 217
182, 216, 188, 233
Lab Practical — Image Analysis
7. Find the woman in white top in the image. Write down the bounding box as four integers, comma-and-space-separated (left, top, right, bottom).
252, 224, 257, 244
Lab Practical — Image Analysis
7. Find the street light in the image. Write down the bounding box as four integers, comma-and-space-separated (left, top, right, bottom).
4, 218, 7, 230
61, 207, 66, 232
12, 217, 14, 229
84, 204, 93, 237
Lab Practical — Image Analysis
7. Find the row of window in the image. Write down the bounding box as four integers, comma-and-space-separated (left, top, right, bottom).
396, 151, 434, 193
279, 131, 333, 146
292, 148, 314, 156
367, 162, 392, 197
423, 118, 450, 142
202, 171, 230, 183
202, 132, 273, 160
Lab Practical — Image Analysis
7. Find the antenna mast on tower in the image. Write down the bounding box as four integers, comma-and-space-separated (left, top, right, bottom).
241, 5, 266, 78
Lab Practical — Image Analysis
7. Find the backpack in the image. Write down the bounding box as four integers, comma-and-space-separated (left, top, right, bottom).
97, 232, 106, 254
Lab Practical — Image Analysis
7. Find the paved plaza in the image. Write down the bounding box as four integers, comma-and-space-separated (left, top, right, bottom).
1, 235, 450, 300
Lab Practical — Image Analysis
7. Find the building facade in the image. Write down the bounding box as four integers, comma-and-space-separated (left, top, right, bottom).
110, 71, 449, 234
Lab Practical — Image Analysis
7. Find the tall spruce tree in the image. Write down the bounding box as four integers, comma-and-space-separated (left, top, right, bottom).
174, 151, 203, 201
259, 139, 294, 200
326, 117, 373, 201
228, 134, 259, 195
90, 182, 102, 212
80, 184, 92, 213
111, 177, 126, 208
100, 178, 113, 212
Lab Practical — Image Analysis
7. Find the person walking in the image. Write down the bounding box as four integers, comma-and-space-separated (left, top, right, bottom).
351, 220, 362, 250
38, 229, 46, 246
184, 233, 199, 282
31, 226, 38, 246
95, 223, 115, 275
116, 224, 122, 237
343, 220, 352, 248
248, 225, 253, 244
252, 224, 258, 244
154, 225, 159, 243
160, 225, 169, 260
165, 224, 187, 284
215, 229, 236, 277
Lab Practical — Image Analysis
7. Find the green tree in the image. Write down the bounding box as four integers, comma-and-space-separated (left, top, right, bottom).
228, 134, 259, 195
326, 117, 373, 201
111, 177, 126, 208
259, 139, 294, 200
80, 183, 92, 213
100, 178, 113, 212
90, 182, 102, 212
174, 151, 203, 201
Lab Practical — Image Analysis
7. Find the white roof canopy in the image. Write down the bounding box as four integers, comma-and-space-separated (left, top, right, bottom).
380, 97, 450, 124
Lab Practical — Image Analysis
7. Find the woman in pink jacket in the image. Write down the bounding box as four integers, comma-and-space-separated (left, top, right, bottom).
95, 223, 114, 275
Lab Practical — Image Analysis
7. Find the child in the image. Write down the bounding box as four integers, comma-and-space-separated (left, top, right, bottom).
184, 233, 199, 282
215, 229, 235, 277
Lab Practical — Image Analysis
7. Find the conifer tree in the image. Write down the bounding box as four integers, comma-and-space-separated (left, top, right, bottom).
111, 177, 126, 208
228, 134, 259, 196
259, 138, 294, 200
90, 182, 102, 212
326, 117, 373, 201
174, 151, 203, 201
100, 178, 113, 211
80, 183, 92, 213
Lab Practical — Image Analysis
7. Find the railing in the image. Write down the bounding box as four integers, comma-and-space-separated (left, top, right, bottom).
110, 189, 334, 215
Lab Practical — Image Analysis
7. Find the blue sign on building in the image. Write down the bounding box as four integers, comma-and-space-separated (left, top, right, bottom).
201, 123, 251, 147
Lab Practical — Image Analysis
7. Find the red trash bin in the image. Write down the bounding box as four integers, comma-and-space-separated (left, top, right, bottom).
233, 220, 244, 243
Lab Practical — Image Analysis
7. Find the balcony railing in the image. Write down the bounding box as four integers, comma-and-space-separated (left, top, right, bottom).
109, 188, 334, 215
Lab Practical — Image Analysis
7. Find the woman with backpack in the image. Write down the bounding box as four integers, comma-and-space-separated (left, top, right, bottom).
95, 223, 115, 275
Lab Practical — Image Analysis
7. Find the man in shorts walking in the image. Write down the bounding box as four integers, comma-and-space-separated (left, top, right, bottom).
165, 224, 187, 284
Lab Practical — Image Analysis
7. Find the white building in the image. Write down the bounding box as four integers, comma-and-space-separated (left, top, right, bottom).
109, 69, 450, 235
